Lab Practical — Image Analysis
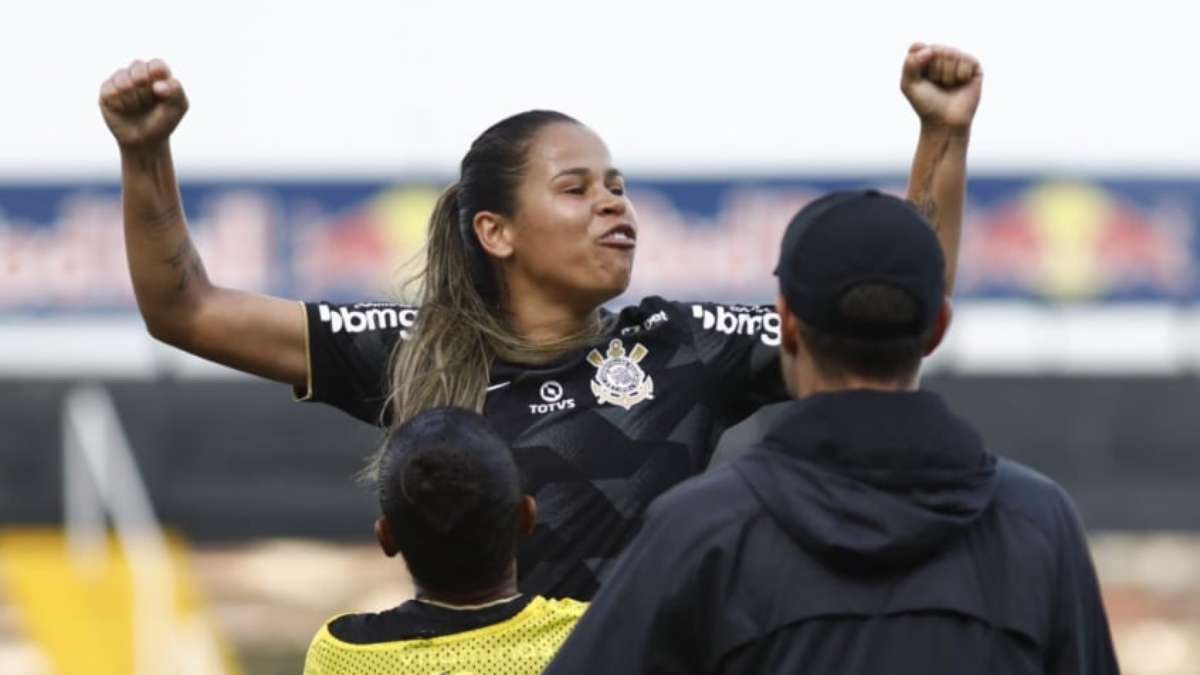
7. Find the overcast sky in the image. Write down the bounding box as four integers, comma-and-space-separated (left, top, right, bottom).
4, 0, 1197, 177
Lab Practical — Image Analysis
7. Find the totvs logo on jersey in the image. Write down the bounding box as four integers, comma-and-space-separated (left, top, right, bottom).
530, 380, 577, 415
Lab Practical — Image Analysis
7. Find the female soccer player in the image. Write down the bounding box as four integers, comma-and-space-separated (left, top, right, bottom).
99, 43, 982, 599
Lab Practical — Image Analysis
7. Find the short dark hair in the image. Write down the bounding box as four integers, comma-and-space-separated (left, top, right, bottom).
378, 407, 521, 594
798, 283, 934, 383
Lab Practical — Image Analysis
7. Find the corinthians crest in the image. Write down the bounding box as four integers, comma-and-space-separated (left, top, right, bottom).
587, 339, 654, 410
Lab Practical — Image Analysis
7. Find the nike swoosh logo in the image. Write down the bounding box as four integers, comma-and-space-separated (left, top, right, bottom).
486, 381, 511, 392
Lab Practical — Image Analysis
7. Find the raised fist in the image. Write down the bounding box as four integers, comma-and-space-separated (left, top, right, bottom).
99, 59, 189, 151
901, 43, 982, 130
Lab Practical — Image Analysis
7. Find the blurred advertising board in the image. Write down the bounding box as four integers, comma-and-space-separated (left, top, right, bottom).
1, 177, 1195, 313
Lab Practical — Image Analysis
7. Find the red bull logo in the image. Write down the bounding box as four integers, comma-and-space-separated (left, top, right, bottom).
958, 182, 1194, 301
293, 186, 439, 299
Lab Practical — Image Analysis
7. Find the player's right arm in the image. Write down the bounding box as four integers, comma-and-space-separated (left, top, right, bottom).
100, 59, 308, 387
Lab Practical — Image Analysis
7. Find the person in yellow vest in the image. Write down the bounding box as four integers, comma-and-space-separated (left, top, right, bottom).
304, 407, 585, 674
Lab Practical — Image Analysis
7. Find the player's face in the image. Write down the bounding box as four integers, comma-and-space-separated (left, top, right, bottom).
505, 123, 637, 308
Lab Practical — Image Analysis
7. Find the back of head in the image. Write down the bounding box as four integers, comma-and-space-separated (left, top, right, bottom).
774, 190, 947, 386
800, 282, 930, 383
378, 407, 521, 595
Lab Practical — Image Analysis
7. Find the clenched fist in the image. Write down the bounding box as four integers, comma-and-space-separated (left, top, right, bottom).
99, 59, 188, 151
901, 43, 982, 131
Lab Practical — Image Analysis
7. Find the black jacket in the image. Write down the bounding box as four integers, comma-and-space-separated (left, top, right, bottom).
546, 391, 1118, 674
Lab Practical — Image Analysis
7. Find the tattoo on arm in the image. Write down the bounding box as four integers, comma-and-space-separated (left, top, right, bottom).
914, 193, 939, 231
910, 135, 952, 233
145, 203, 184, 234
165, 239, 205, 292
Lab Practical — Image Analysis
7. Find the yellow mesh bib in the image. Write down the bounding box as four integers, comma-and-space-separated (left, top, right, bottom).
303, 596, 586, 675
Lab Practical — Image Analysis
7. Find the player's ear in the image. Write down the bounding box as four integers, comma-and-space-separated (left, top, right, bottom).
775, 295, 800, 357
474, 211, 515, 260
375, 516, 400, 557
923, 296, 953, 356
517, 496, 538, 538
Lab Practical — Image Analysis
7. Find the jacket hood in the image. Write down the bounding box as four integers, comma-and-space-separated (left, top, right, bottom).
734, 390, 997, 571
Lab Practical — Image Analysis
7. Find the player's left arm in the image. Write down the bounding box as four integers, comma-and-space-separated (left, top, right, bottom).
901, 43, 983, 293
675, 301, 789, 421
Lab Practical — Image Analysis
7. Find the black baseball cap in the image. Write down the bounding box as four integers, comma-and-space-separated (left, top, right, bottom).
773, 189, 945, 339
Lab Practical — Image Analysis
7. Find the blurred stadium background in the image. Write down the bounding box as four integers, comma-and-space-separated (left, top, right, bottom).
4, 2, 1200, 673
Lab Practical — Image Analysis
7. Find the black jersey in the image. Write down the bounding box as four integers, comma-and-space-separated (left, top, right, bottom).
298, 296, 788, 599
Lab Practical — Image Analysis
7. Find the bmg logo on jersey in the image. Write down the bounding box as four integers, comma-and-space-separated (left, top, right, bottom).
318, 303, 418, 339
691, 304, 781, 346
529, 380, 576, 415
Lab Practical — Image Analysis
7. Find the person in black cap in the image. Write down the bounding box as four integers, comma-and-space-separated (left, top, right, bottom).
544, 190, 1119, 675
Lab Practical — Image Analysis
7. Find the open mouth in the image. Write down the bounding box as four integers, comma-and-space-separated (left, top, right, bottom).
598, 224, 637, 249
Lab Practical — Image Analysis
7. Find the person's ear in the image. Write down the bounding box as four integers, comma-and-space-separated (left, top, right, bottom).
375, 516, 400, 558
776, 295, 800, 357
473, 211, 515, 260
517, 495, 538, 538
923, 296, 954, 356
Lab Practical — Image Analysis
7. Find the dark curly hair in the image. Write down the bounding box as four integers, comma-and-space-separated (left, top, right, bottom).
378, 406, 522, 594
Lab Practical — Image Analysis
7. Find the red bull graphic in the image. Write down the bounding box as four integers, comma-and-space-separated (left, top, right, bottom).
0, 188, 273, 312
292, 186, 439, 299
0, 178, 1195, 313
623, 186, 824, 301
958, 181, 1194, 301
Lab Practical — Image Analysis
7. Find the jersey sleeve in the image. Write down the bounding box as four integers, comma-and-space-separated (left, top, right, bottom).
295, 301, 416, 426
676, 301, 789, 422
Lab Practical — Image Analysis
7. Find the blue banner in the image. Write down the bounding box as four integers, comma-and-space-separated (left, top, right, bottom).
1, 177, 1195, 313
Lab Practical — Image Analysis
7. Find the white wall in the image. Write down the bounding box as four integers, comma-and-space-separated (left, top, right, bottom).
5, 0, 1200, 177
